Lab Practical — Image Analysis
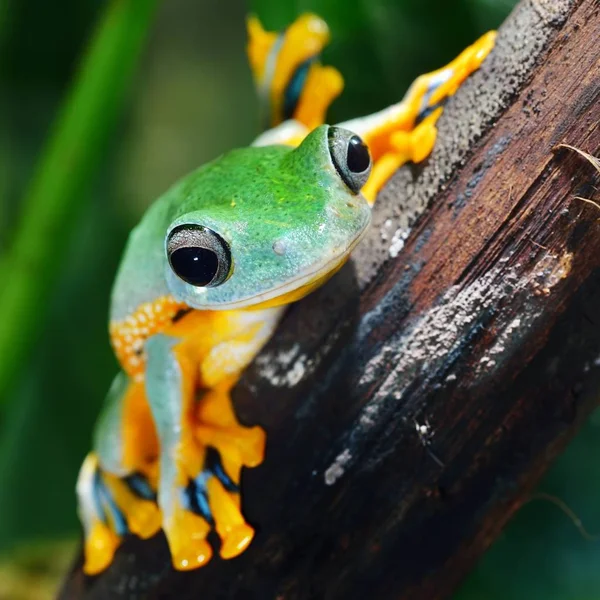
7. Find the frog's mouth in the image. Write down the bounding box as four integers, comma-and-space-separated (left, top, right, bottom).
210, 223, 369, 311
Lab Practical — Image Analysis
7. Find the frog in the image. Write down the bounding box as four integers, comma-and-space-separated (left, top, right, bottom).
76, 12, 495, 575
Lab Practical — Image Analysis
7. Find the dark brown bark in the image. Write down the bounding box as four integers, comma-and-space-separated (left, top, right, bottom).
59, 0, 600, 598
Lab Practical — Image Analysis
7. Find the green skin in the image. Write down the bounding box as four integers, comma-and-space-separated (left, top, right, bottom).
78, 124, 372, 566
110, 125, 371, 321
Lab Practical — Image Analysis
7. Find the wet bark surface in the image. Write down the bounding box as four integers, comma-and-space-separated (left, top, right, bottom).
60, 0, 600, 598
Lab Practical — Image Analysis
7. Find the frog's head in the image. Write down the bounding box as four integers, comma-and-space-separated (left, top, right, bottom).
163, 125, 371, 310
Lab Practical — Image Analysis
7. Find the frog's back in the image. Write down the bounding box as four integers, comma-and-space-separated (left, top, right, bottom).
110, 145, 291, 322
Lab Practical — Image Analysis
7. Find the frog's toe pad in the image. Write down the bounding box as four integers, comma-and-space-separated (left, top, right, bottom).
472, 31, 497, 65
83, 521, 121, 576
220, 523, 255, 559
165, 509, 213, 570
165, 446, 256, 568
173, 543, 214, 571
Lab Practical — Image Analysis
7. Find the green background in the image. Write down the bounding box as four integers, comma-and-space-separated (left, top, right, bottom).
2, 0, 599, 598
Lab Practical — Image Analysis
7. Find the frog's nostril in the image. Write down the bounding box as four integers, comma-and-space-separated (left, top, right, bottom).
272, 240, 287, 256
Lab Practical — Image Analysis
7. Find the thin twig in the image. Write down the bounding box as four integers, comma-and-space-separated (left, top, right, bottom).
528, 492, 600, 542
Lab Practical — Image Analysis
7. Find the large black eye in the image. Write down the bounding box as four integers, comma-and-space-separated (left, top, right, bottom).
167, 225, 232, 287
328, 126, 372, 194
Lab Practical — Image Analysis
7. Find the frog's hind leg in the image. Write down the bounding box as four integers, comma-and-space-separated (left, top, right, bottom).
77, 373, 161, 575
193, 377, 266, 559
247, 13, 343, 130
76, 454, 123, 575
182, 445, 255, 562
77, 457, 161, 575
339, 31, 496, 204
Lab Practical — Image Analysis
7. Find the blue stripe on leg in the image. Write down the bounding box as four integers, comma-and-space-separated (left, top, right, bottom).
181, 447, 239, 524
283, 55, 317, 120
415, 70, 452, 125
125, 472, 157, 502
95, 470, 129, 537
92, 468, 106, 523
204, 446, 239, 493
183, 472, 214, 526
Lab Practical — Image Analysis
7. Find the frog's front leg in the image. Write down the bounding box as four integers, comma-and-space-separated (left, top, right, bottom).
144, 333, 219, 569
145, 308, 279, 570
339, 31, 496, 204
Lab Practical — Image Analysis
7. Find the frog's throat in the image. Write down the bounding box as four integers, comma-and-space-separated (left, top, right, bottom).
205, 224, 369, 312
248, 254, 347, 310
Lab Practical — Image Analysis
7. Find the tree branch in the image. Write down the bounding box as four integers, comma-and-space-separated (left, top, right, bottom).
60, 0, 600, 597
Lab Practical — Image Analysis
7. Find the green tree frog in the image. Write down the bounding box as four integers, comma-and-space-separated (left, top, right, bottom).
76, 13, 495, 575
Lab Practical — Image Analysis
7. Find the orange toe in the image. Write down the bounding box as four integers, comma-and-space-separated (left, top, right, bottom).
171, 538, 213, 571
83, 521, 120, 576
220, 523, 255, 559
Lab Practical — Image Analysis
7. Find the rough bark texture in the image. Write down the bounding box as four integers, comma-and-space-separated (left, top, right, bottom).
60, 0, 600, 598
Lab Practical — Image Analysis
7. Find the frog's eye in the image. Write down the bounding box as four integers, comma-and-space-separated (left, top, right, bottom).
327, 126, 372, 194
167, 225, 232, 287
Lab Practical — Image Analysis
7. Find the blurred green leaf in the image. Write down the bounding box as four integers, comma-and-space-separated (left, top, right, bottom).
0, 192, 122, 549
0, 0, 159, 404
0, 0, 11, 53
0, 0, 253, 552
